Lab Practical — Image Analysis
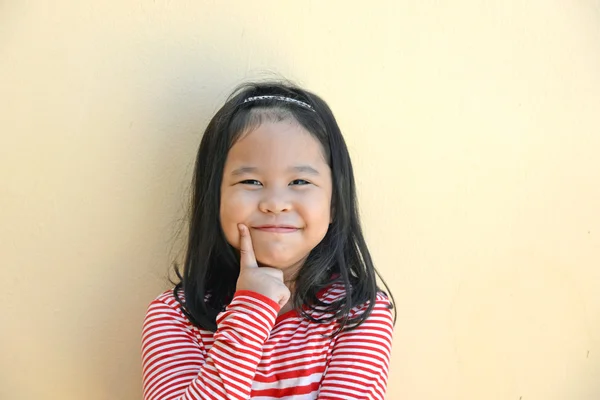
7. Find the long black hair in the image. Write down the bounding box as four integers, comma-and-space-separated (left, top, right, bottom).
172, 80, 395, 333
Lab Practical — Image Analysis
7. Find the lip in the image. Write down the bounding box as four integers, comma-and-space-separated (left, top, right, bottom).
252, 225, 300, 233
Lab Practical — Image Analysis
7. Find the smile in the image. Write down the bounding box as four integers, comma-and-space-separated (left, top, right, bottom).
253, 225, 300, 233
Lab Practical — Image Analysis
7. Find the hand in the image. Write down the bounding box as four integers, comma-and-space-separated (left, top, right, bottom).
235, 224, 291, 307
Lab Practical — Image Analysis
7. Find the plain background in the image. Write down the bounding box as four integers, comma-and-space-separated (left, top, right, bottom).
1, 1, 599, 399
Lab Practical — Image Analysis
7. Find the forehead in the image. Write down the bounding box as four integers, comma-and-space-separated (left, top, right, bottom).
226, 121, 328, 167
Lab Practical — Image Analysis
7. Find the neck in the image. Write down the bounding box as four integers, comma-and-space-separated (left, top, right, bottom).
284, 277, 296, 294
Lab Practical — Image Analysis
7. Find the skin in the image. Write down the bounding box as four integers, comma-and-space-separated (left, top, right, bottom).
220, 119, 333, 312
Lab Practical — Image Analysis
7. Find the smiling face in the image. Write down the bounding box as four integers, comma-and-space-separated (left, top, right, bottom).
220, 119, 333, 279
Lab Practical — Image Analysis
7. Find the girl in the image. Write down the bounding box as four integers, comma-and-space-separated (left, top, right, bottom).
142, 81, 396, 400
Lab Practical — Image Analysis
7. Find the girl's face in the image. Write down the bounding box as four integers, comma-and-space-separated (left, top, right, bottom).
220, 119, 332, 278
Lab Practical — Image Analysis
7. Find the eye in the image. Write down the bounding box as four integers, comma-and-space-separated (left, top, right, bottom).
290, 179, 310, 185
240, 179, 262, 186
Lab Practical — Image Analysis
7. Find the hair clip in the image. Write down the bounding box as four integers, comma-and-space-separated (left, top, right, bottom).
243, 95, 315, 111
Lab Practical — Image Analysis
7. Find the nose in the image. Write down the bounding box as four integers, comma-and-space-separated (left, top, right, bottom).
258, 187, 292, 214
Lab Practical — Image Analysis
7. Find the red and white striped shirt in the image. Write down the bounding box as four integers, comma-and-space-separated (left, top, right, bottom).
142, 285, 394, 400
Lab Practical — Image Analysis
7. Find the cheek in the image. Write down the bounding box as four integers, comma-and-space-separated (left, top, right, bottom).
301, 192, 332, 228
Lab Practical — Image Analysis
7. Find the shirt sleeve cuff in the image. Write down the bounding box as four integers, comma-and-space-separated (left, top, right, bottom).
233, 290, 281, 313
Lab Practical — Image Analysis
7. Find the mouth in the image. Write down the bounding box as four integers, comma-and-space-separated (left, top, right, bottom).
252, 225, 300, 233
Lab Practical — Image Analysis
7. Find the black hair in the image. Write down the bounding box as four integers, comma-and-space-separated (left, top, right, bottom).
172, 80, 395, 333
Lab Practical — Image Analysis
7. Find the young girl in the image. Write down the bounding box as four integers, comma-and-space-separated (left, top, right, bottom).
142, 81, 396, 400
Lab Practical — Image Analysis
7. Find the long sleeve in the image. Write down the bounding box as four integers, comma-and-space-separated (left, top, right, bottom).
142, 290, 279, 400
316, 293, 394, 400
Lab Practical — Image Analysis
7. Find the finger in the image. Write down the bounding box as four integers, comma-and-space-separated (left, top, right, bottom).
277, 289, 291, 307
259, 267, 284, 279
278, 293, 291, 307
238, 224, 258, 269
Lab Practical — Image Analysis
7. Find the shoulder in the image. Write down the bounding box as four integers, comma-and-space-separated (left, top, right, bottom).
147, 289, 183, 311
152, 288, 181, 306
349, 292, 394, 332
353, 291, 393, 314
318, 282, 394, 322
143, 289, 192, 329
320, 282, 392, 308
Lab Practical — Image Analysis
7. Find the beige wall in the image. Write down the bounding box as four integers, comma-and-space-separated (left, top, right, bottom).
2, 1, 599, 399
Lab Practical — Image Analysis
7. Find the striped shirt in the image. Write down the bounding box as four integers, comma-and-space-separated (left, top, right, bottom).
142, 285, 394, 400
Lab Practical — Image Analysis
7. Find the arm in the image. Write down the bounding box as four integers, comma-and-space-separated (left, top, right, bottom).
317, 294, 395, 400
141, 290, 279, 400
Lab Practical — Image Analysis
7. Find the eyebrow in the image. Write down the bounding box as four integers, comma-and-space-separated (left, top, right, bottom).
230, 166, 258, 176
230, 165, 320, 176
